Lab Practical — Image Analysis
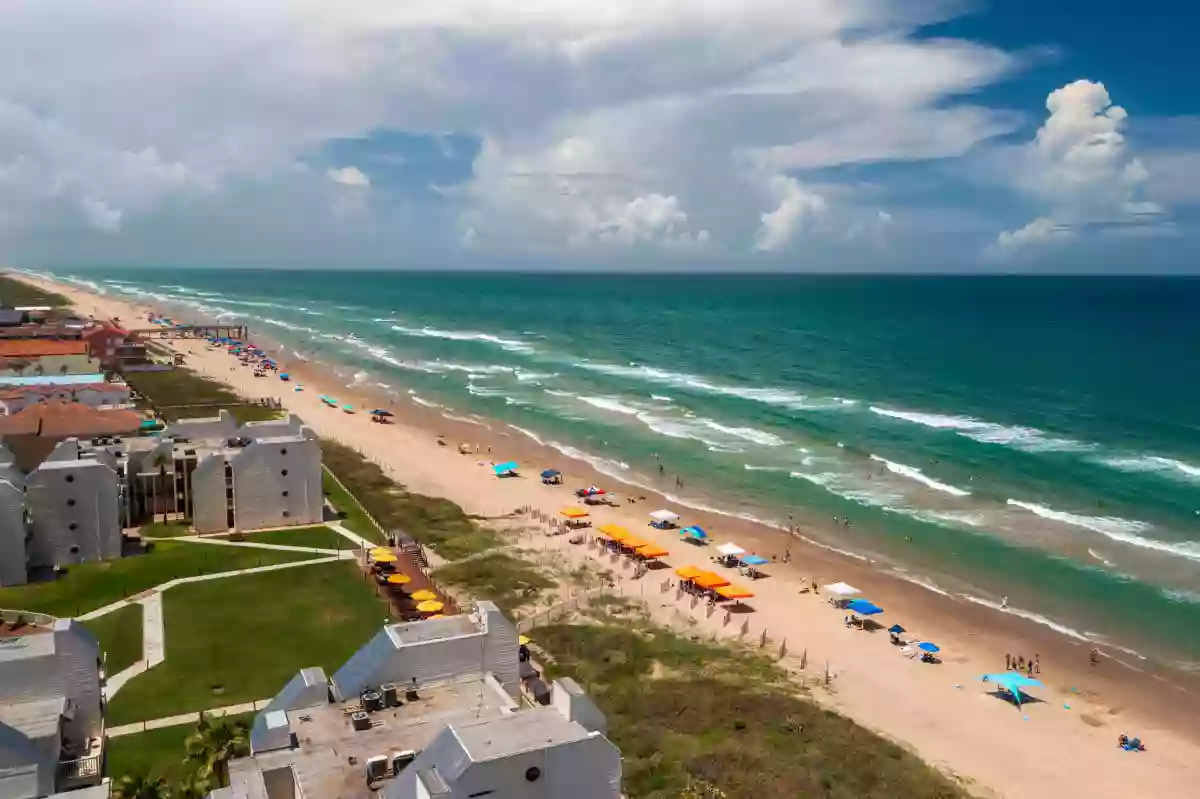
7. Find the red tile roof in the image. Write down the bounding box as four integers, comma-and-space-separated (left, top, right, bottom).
0, 401, 142, 438
0, 340, 89, 357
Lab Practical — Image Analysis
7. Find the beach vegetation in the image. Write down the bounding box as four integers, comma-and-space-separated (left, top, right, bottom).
0, 540, 313, 617
81, 602, 143, 675
111, 772, 171, 799
321, 439, 500, 558
120, 366, 281, 423
105, 712, 255, 794
534, 610, 967, 799
0, 274, 70, 307
106, 560, 386, 725
321, 468, 386, 541
432, 552, 555, 616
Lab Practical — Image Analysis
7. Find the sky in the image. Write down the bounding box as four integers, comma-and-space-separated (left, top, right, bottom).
0, 0, 1196, 272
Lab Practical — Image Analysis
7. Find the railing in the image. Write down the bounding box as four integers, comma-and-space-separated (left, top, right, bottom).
58, 752, 102, 784
0, 608, 57, 627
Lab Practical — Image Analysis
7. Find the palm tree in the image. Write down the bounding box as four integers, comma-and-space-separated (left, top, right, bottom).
111, 773, 170, 799
185, 714, 250, 788
173, 772, 213, 799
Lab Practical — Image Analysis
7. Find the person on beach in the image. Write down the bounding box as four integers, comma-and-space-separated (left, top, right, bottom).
1001, 595, 1009, 608
659, 463, 665, 475
1017, 655, 1025, 671
1091, 647, 1101, 666
1005, 654, 1012, 671
1034, 654, 1041, 674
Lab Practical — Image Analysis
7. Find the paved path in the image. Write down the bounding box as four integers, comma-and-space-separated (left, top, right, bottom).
325, 520, 377, 550
107, 698, 272, 737
103, 592, 166, 699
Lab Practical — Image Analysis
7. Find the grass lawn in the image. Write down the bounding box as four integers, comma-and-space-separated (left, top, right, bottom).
433, 552, 554, 617
82, 603, 143, 675
322, 469, 384, 542
238, 525, 357, 550
121, 367, 281, 423
139, 520, 194, 538
534, 608, 965, 799
106, 711, 255, 787
106, 561, 387, 725
322, 440, 499, 558
0, 541, 316, 618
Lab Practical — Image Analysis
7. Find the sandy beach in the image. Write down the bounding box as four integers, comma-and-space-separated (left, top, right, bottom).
27, 273, 1200, 799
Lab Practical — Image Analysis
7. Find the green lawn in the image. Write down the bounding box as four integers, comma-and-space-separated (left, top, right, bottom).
82, 603, 143, 675
322, 469, 385, 542
106, 561, 387, 725
239, 525, 357, 550
106, 712, 255, 787
322, 440, 499, 558
0, 541, 316, 618
139, 520, 194, 538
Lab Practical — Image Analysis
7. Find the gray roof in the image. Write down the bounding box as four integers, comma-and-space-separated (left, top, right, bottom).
0, 634, 56, 663
0, 696, 66, 740
452, 706, 590, 763
46, 785, 111, 799
0, 310, 25, 326
389, 616, 476, 646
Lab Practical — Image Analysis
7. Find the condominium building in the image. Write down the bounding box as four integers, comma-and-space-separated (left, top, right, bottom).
0, 447, 27, 587
0, 616, 105, 798
211, 602, 621, 799
24, 454, 122, 572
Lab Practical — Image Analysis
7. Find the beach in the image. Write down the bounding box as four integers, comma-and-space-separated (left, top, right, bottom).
22, 271, 1200, 799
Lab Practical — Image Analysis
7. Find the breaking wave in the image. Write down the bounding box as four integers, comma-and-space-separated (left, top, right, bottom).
869, 455, 971, 497
1007, 500, 1200, 563
869, 407, 1091, 453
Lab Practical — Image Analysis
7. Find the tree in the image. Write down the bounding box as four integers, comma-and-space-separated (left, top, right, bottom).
111, 773, 170, 799
185, 714, 250, 788
173, 772, 213, 799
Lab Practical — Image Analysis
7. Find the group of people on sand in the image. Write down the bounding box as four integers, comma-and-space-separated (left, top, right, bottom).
1006, 652, 1040, 677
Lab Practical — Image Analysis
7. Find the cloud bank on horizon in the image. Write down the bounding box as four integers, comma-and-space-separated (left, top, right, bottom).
0, 1, 1194, 270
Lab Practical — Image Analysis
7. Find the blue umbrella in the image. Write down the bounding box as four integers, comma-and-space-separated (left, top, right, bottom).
681, 526, 708, 540
493, 461, 519, 475
981, 672, 1044, 706
917, 642, 940, 653
741, 555, 769, 566
846, 599, 884, 616
370, 409, 393, 416
540, 469, 561, 479
887, 624, 906, 634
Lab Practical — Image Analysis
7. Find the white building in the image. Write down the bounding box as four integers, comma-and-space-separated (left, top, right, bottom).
0, 618, 105, 798
0, 446, 27, 587
24, 451, 121, 572
211, 602, 621, 799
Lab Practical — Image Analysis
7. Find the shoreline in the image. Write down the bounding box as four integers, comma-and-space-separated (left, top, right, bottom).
19, 270, 1200, 798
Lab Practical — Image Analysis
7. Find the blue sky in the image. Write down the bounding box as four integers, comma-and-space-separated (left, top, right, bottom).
0, 0, 1195, 271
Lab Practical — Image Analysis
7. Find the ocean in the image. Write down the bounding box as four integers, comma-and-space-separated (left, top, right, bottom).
41, 269, 1200, 668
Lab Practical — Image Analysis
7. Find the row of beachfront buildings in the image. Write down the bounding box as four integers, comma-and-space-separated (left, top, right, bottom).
1, 603, 623, 799
0, 304, 325, 588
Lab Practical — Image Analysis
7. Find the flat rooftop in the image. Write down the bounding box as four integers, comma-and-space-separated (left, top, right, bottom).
455, 706, 591, 763
248, 677, 514, 799
389, 615, 477, 645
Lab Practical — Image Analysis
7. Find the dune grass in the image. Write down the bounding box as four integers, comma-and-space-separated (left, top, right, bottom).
106, 560, 386, 725
82, 602, 143, 675
432, 552, 555, 616
322, 468, 385, 542
121, 367, 281, 423
0, 274, 70, 307
0, 541, 314, 618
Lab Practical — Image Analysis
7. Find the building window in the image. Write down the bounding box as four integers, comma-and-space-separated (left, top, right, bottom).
281, 469, 288, 477
65, 475, 75, 483
69, 545, 80, 554
282, 511, 290, 518
68, 523, 78, 531
525, 767, 541, 783
67, 498, 76, 507
280, 448, 287, 456
281, 490, 289, 498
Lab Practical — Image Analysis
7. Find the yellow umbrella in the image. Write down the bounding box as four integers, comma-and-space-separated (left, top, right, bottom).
372, 552, 398, 563
386, 574, 411, 585
417, 600, 444, 613
597, 523, 630, 539
518, 635, 531, 646
369, 547, 392, 556
410, 589, 438, 602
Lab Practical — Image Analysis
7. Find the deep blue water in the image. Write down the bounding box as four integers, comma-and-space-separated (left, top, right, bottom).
43, 269, 1200, 666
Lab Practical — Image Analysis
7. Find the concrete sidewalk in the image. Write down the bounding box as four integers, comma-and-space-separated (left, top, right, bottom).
107, 698, 272, 737
103, 592, 166, 699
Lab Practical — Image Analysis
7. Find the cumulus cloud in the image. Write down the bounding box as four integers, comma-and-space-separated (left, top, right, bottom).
754, 176, 826, 252
80, 197, 123, 233
994, 80, 1165, 253
0, 1, 1026, 262
327, 166, 371, 187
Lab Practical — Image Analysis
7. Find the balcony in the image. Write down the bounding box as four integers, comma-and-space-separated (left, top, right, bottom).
57, 729, 105, 790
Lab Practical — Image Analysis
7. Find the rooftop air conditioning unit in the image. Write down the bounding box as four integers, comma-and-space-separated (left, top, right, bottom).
365, 755, 388, 782
350, 711, 371, 731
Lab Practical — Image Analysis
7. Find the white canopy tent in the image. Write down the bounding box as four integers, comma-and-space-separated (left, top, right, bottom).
717, 542, 746, 557
823, 582, 861, 597
649, 509, 680, 522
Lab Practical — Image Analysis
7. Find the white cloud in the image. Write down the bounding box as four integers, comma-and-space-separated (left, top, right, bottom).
994, 80, 1166, 253
327, 166, 371, 187
80, 197, 123, 232
754, 176, 826, 251
575, 193, 709, 248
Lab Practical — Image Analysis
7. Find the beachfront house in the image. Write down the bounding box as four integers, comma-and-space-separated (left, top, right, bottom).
210, 602, 622, 799
0, 617, 106, 798
24, 451, 122, 572
0, 341, 100, 379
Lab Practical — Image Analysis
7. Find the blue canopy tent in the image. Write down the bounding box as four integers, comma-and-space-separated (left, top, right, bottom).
493, 461, 519, 476
541, 469, 561, 479
681, 525, 709, 542
845, 599, 884, 616
740, 555, 769, 566
370, 409, 394, 417
981, 672, 1044, 706
917, 642, 940, 653
887, 624, 906, 634
278, 373, 290, 380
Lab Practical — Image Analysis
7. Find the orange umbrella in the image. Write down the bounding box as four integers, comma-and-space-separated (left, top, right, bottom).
620, 537, 650, 550
386, 574, 412, 585
693, 571, 731, 590
410, 589, 438, 602
639, 545, 670, 559
559, 507, 589, 519
598, 523, 630, 540
675, 565, 704, 580
716, 584, 755, 600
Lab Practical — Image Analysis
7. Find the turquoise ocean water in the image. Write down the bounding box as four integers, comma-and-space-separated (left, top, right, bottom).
41, 269, 1200, 668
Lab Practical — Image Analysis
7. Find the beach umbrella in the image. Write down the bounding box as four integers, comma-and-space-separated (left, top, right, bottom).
716, 585, 755, 601
492, 461, 519, 475
845, 598, 884, 616
638, 545, 670, 559
823, 582, 860, 597
559, 507, 588, 519
717, 542, 746, 557
620, 537, 651, 550
675, 565, 704, 580
417, 600, 445, 613
342, 404, 354, 413
597, 524, 630, 540
370, 409, 393, 416
680, 526, 708, 540
887, 624, 907, 634
693, 571, 731, 590
369, 546, 392, 555
981, 672, 1044, 706
917, 642, 940, 653
386, 574, 412, 585
410, 589, 438, 602
293, 386, 303, 392
649, 509, 680, 523
518, 635, 532, 646
278, 373, 289, 379
540, 468, 561, 479
372, 552, 398, 563
740, 555, 769, 566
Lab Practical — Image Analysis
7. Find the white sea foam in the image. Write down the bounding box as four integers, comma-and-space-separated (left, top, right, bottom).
703, 421, 785, 447
743, 464, 790, 472
410, 394, 442, 409
515, 370, 555, 383
869, 406, 1091, 453
507, 425, 631, 479
650, 394, 673, 402
1097, 455, 1200, 484
961, 594, 1094, 642
390, 324, 534, 353
1006, 499, 1200, 562
869, 454, 971, 497
889, 569, 953, 597
260, 318, 320, 334
1088, 548, 1116, 567
543, 389, 575, 398
790, 470, 907, 509
441, 411, 490, 428
578, 396, 640, 415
